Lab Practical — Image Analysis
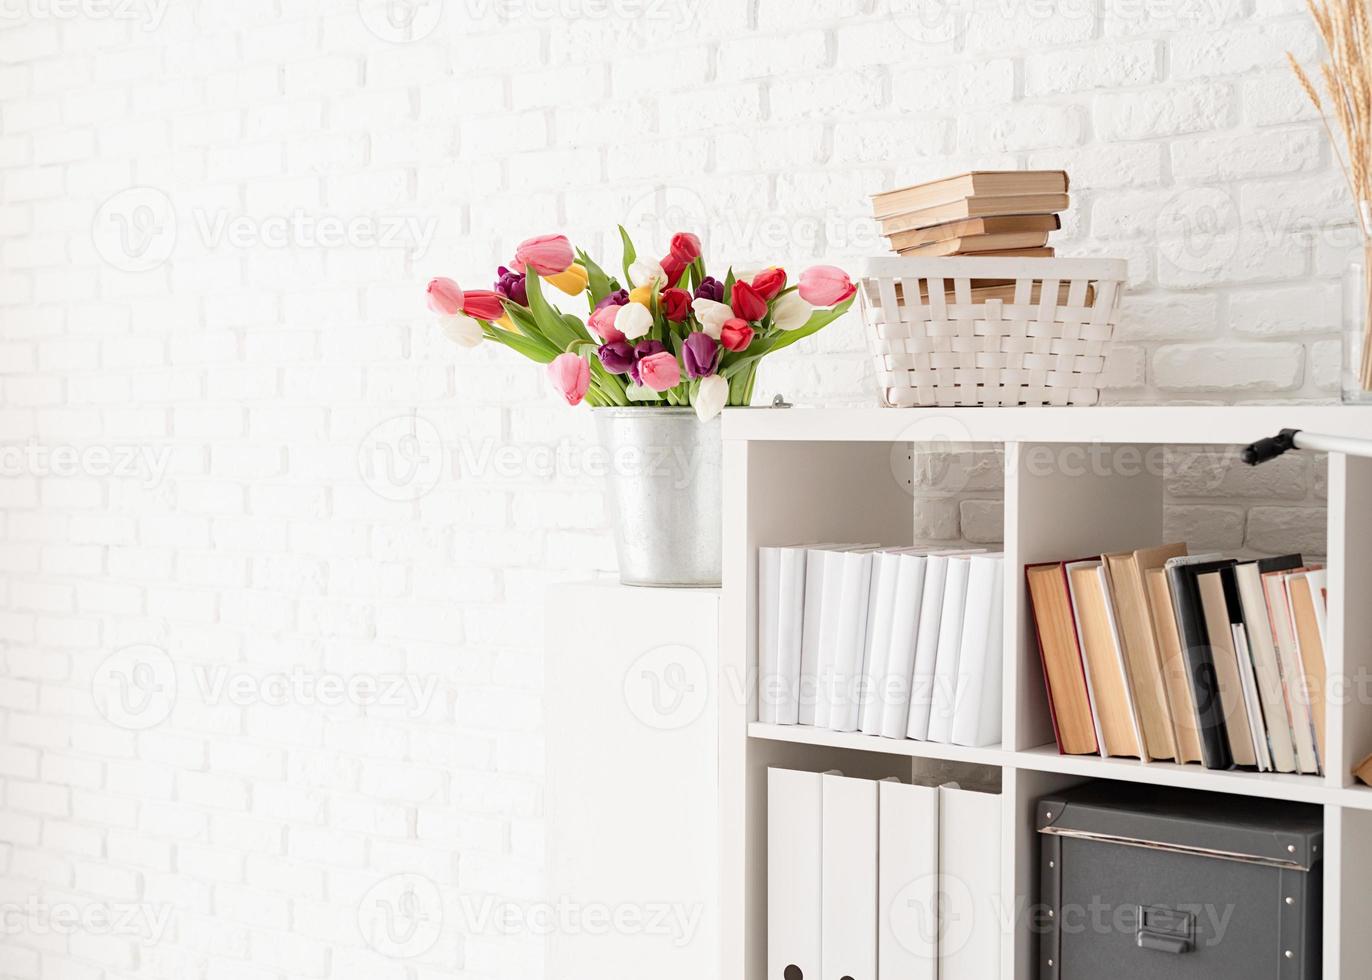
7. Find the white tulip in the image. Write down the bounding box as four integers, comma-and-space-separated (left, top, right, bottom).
439, 313, 483, 348
771, 291, 813, 331
629, 259, 666, 289
615, 301, 654, 340
691, 298, 732, 340
694, 374, 728, 422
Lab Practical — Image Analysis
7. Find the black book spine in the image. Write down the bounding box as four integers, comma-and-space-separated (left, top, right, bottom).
1166, 564, 1234, 770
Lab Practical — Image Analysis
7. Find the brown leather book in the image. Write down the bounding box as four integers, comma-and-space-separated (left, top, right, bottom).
871, 170, 1070, 218
1026, 562, 1099, 756
886, 213, 1062, 251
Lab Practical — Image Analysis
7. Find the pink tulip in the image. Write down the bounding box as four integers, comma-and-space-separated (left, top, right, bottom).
461, 289, 505, 321
514, 234, 575, 276
426, 277, 464, 316
588, 305, 626, 344
636, 351, 681, 392
798, 265, 856, 307
547, 352, 590, 406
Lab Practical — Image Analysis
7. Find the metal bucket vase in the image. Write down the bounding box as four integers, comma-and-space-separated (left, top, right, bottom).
593, 407, 722, 588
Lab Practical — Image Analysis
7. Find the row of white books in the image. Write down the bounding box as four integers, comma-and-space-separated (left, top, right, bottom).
758, 545, 1005, 748
769, 768, 1002, 980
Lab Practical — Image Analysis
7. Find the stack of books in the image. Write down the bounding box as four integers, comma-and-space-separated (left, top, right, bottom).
1027, 544, 1328, 774
757, 545, 1004, 749
871, 170, 1070, 258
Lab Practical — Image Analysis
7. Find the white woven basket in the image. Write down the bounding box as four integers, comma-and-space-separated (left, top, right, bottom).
859, 256, 1128, 407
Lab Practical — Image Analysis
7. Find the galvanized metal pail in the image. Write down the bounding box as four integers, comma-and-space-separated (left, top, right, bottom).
593, 407, 722, 588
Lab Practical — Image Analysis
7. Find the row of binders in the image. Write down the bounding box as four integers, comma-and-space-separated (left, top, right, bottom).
758, 546, 1005, 747
1028, 544, 1329, 773
769, 768, 1002, 980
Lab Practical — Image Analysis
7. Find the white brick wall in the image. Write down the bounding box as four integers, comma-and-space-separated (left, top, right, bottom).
0, 0, 1342, 977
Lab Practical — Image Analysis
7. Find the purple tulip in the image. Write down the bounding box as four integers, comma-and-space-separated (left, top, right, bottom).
597, 341, 636, 375
495, 265, 528, 306
682, 332, 720, 379
594, 288, 629, 311
630, 340, 667, 385
694, 276, 724, 303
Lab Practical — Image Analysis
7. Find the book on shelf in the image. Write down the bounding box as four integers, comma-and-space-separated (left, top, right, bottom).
885, 213, 1062, 252
871, 169, 1070, 219
892, 233, 1052, 257
1027, 542, 1329, 776
878, 193, 1070, 236
758, 543, 1001, 747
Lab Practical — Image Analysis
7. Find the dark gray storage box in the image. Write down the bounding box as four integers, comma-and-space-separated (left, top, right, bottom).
1037, 783, 1323, 979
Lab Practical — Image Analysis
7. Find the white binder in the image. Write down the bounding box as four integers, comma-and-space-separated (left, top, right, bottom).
822, 772, 877, 980
767, 768, 822, 980
926, 556, 971, 743
879, 780, 938, 980
938, 784, 1002, 980
950, 554, 1005, 747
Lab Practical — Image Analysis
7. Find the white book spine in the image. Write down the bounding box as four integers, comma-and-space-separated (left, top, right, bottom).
907, 556, 948, 741
1232, 623, 1273, 772
768, 769, 822, 980
775, 549, 807, 726
1266, 574, 1319, 774
815, 551, 849, 730
950, 556, 1005, 748
878, 780, 938, 980
925, 557, 971, 744
757, 547, 781, 725
881, 555, 929, 739
822, 773, 878, 980
858, 553, 900, 735
938, 785, 1002, 980
828, 552, 874, 733
1236, 566, 1297, 774
797, 549, 828, 727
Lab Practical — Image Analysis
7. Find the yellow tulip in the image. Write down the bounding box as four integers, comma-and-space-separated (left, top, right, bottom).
629, 284, 655, 306
546, 262, 589, 295
496, 313, 516, 332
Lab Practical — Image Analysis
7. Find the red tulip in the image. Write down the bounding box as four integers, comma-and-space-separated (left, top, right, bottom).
751, 267, 786, 301
720, 318, 754, 352
513, 234, 575, 276
661, 253, 687, 288
730, 280, 767, 322
798, 265, 856, 306
661, 287, 692, 322
670, 232, 701, 263
426, 277, 464, 316
461, 289, 505, 321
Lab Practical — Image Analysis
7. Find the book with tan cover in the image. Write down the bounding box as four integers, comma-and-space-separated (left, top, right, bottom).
886, 213, 1062, 251
1265, 566, 1322, 773
1067, 560, 1143, 759
1288, 571, 1328, 766
1144, 567, 1205, 764
893, 232, 1051, 257
1103, 545, 1187, 762
1026, 562, 1099, 756
871, 170, 1070, 218
879, 193, 1070, 235
1196, 570, 1258, 768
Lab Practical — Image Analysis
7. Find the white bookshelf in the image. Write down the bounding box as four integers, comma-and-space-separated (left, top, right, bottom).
718, 405, 1372, 980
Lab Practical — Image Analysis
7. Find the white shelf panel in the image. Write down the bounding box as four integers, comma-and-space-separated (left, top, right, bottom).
748, 722, 1005, 768
724, 404, 1372, 445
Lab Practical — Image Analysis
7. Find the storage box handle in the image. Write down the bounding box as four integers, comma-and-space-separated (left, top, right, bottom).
1136, 906, 1194, 954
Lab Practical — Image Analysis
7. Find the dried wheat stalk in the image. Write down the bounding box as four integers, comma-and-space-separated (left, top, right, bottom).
1290, 0, 1372, 388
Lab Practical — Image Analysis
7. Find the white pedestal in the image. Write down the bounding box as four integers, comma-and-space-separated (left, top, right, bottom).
545, 581, 720, 980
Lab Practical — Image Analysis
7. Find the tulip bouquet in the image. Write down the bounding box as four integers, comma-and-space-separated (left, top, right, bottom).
424, 228, 856, 421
